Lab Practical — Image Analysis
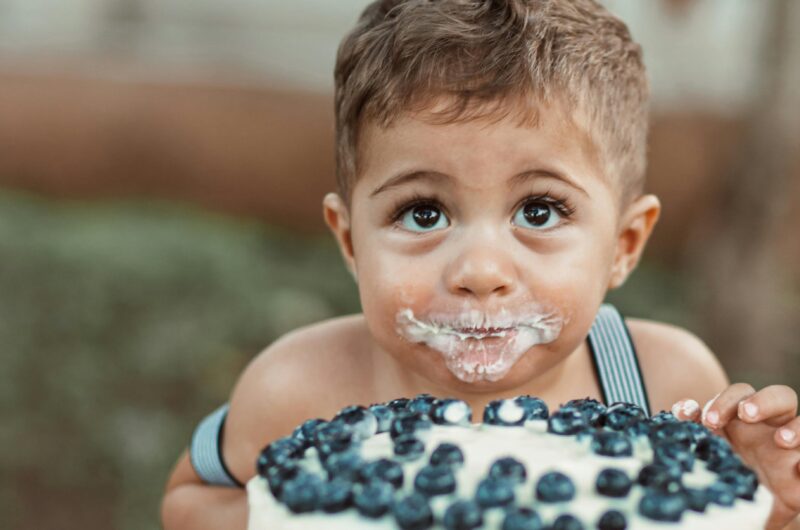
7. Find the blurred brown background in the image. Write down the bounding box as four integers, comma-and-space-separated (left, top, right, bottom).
1, 1, 798, 529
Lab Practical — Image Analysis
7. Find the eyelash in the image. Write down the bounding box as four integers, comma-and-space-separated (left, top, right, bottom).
387, 190, 577, 226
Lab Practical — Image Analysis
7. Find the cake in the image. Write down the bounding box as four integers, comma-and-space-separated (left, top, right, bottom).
246, 395, 772, 529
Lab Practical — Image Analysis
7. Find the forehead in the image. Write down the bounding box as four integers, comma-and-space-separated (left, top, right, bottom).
356, 96, 612, 197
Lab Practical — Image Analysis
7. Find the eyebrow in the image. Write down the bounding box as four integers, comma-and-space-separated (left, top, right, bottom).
369, 168, 589, 198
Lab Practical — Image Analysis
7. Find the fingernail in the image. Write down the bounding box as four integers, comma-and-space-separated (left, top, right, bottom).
682, 400, 699, 416
780, 429, 796, 443
743, 402, 758, 419
706, 410, 719, 426
671, 401, 683, 417
701, 393, 720, 424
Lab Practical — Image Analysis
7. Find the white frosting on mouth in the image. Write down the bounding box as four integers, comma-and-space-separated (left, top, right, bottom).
395, 303, 564, 383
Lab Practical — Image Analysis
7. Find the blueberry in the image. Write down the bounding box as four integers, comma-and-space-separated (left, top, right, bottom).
564, 397, 606, 426
256, 437, 304, 474
431, 399, 473, 426
695, 436, 733, 461
683, 487, 710, 512
334, 405, 378, 441
388, 397, 411, 411
501, 507, 544, 530
653, 442, 694, 472
319, 478, 353, 513
430, 442, 465, 468
638, 490, 687, 522
484, 399, 526, 426
551, 513, 584, 530
292, 418, 326, 445
685, 421, 712, 444
488, 457, 527, 485
514, 395, 549, 420
393, 492, 434, 530
718, 465, 758, 500
535, 471, 575, 503
354, 479, 395, 518
443, 500, 483, 530
391, 411, 433, 441
706, 452, 745, 473
591, 431, 633, 457
648, 422, 693, 449
602, 402, 646, 431
408, 393, 437, 415
322, 449, 364, 481
705, 481, 735, 507
547, 409, 587, 435
597, 509, 626, 530
475, 477, 515, 508
394, 434, 426, 461
281, 473, 322, 513
369, 404, 394, 433
312, 420, 354, 453
359, 458, 404, 489
636, 463, 683, 493
414, 464, 457, 496
264, 461, 300, 498
595, 468, 632, 498
650, 411, 680, 424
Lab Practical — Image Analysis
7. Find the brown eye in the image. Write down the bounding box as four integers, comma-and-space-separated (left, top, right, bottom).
399, 204, 449, 232
413, 206, 441, 228
523, 203, 550, 225
513, 201, 561, 230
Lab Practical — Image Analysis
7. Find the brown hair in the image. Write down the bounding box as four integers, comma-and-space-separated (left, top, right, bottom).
334, 0, 649, 208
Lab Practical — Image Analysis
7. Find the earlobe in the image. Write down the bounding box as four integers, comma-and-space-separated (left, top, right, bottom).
608, 194, 661, 290
322, 192, 358, 281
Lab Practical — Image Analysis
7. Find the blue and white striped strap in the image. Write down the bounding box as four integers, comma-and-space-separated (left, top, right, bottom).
189, 403, 244, 488
588, 304, 651, 416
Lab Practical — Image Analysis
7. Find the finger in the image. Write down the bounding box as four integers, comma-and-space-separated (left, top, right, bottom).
737, 385, 797, 426
671, 399, 701, 421
774, 416, 800, 449
702, 383, 756, 430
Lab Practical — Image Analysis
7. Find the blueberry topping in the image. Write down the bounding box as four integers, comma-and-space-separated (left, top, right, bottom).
391, 411, 433, 440
535, 471, 576, 502
514, 395, 549, 420
650, 411, 680, 424
359, 458, 404, 489
488, 457, 527, 484
354, 479, 395, 518
595, 468, 632, 498
264, 461, 300, 498
322, 449, 364, 481
430, 442, 465, 468
705, 481, 735, 506
683, 487, 710, 512
393, 492, 434, 530
653, 441, 695, 472
484, 399, 526, 426
256, 437, 304, 473
312, 420, 354, 454
591, 431, 633, 457
475, 477, 515, 508
597, 509, 626, 530
408, 393, 437, 415
414, 464, 457, 496
334, 405, 378, 441
547, 409, 587, 435
501, 507, 544, 530
551, 513, 584, 530
601, 402, 646, 431
718, 465, 758, 500
706, 451, 745, 473
638, 490, 688, 522
431, 399, 473, 426
685, 421, 712, 444
648, 422, 693, 449
319, 478, 353, 513
564, 397, 606, 426
695, 435, 733, 461
281, 473, 322, 513
443, 500, 483, 530
636, 463, 683, 493
388, 397, 411, 411
293, 418, 326, 445
394, 434, 426, 461
369, 404, 394, 433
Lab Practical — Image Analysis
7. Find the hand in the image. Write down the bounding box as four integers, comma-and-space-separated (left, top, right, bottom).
672, 383, 800, 530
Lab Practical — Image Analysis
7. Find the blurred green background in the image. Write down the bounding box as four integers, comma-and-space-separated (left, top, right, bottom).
1, 1, 799, 529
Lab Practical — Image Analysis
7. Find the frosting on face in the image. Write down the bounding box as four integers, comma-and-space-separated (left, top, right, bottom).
394, 302, 565, 383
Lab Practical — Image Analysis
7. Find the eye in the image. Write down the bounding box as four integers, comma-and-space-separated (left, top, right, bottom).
398, 203, 449, 233
512, 199, 565, 230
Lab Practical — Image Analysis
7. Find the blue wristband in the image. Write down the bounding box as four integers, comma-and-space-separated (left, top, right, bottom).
189, 403, 244, 488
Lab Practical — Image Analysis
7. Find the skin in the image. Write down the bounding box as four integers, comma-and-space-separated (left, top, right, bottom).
160, 97, 800, 530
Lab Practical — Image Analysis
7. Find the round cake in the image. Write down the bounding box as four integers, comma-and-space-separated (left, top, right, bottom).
246, 395, 771, 529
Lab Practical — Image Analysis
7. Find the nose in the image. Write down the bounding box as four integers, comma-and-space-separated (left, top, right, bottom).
444, 243, 517, 300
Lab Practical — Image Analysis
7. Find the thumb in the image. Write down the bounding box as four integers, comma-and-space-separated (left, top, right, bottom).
670, 399, 701, 422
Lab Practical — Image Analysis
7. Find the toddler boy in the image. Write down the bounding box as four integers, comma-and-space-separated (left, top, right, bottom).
162, 1, 800, 529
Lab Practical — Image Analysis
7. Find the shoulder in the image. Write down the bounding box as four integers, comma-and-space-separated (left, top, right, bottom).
223, 313, 372, 485
625, 317, 730, 415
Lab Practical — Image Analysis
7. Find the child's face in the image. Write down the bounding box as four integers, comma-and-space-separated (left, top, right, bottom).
325, 98, 658, 394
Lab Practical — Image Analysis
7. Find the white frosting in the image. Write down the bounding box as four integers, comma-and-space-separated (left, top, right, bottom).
394, 304, 564, 383
247, 423, 772, 530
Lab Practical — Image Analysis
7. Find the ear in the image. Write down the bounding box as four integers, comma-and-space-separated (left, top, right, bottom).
322, 192, 358, 282
608, 194, 661, 290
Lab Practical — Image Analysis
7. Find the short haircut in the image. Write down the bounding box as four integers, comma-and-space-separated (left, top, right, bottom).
334, 0, 649, 208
